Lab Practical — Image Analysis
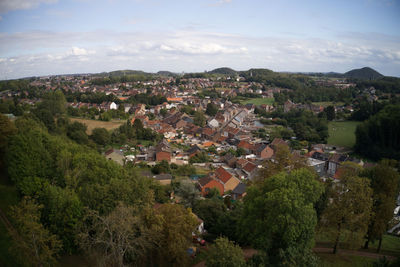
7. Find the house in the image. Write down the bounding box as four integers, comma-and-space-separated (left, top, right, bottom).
307, 158, 326, 177
197, 176, 224, 196
224, 153, 237, 168
214, 166, 240, 193
187, 145, 201, 158
283, 100, 296, 113
104, 149, 124, 165
253, 144, 274, 159
270, 138, 288, 150
110, 102, 118, 110
242, 161, 258, 180
208, 118, 219, 128
237, 140, 254, 154
327, 153, 349, 176
155, 139, 172, 162
232, 183, 247, 200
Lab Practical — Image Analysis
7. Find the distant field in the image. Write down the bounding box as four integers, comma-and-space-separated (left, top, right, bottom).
328, 121, 361, 148
313, 101, 345, 107
241, 97, 274, 105
70, 118, 125, 134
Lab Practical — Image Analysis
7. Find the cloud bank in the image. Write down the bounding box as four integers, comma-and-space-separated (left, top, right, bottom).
0, 29, 399, 79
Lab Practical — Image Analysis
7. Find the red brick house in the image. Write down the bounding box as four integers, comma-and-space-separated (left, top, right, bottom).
198, 176, 224, 196
155, 139, 172, 162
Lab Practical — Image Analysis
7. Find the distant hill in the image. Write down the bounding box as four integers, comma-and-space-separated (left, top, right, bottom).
208, 67, 237, 75
344, 67, 383, 80
157, 71, 177, 77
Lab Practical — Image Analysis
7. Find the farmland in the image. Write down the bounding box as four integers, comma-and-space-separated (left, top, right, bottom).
70, 118, 125, 134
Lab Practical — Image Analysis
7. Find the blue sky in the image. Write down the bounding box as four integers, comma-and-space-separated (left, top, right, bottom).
0, 0, 399, 79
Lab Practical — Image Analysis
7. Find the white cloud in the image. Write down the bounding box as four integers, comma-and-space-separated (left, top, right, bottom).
0, 0, 58, 14
0, 29, 399, 79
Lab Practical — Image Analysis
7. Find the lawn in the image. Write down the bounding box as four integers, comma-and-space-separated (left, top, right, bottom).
367, 235, 400, 257
240, 97, 274, 106
316, 253, 376, 267
70, 117, 125, 134
328, 121, 361, 148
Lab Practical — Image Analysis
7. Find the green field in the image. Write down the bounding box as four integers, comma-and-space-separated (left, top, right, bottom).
328, 121, 361, 148
241, 97, 274, 105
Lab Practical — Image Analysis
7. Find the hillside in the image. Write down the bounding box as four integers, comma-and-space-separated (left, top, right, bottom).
208, 67, 237, 75
344, 67, 383, 80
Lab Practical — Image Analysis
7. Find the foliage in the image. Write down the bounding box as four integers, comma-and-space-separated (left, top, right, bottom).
9, 197, 62, 267
193, 111, 206, 127
189, 151, 210, 164
240, 168, 323, 266
355, 104, 400, 160
152, 204, 198, 266
206, 237, 246, 267
325, 105, 335, 121
205, 103, 219, 116
363, 160, 400, 249
79, 203, 158, 267
175, 179, 200, 208
90, 127, 111, 146
319, 163, 373, 253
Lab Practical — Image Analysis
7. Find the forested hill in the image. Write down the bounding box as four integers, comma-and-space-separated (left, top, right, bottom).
344, 67, 383, 80
208, 67, 237, 75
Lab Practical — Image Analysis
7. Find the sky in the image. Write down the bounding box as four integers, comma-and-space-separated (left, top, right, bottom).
0, 0, 399, 79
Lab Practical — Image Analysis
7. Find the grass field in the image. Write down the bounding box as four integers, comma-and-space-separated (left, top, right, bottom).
328, 121, 361, 148
316, 253, 376, 267
70, 118, 125, 134
240, 97, 274, 105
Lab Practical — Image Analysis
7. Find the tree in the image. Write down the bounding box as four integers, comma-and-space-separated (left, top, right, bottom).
153, 204, 198, 266
79, 203, 159, 267
91, 127, 111, 146
363, 160, 400, 251
205, 103, 219, 117
160, 108, 168, 117
240, 168, 323, 266
319, 164, 373, 254
255, 144, 308, 182
176, 179, 200, 208
355, 104, 400, 160
194, 111, 206, 127
325, 105, 335, 121
9, 197, 62, 267
206, 237, 246, 267
0, 114, 16, 171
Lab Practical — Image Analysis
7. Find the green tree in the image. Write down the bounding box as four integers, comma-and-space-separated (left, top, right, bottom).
325, 105, 335, 121
319, 164, 373, 254
205, 103, 219, 117
363, 160, 400, 251
9, 197, 62, 267
194, 111, 206, 127
206, 237, 246, 267
240, 168, 323, 266
79, 203, 158, 267
91, 127, 111, 146
176, 179, 200, 208
0, 114, 17, 171
160, 108, 168, 117
153, 204, 198, 266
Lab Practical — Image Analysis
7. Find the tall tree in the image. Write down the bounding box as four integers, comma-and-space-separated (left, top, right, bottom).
319, 164, 373, 254
194, 111, 206, 127
206, 237, 246, 267
79, 203, 159, 267
9, 197, 62, 267
325, 105, 335, 121
363, 160, 400, 251
240, 168, 323, 266
153, 204, 198, 266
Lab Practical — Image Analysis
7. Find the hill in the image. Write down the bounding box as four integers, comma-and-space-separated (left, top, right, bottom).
344, 67, 383, 80
157, 71, 177, 77
208, 67, 237, 75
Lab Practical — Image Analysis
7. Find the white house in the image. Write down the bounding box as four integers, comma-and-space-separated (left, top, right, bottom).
110, 102, 117, 110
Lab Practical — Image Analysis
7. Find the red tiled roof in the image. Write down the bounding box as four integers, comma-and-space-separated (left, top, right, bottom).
243, 162, 257, 173
215, 166, 232, 184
